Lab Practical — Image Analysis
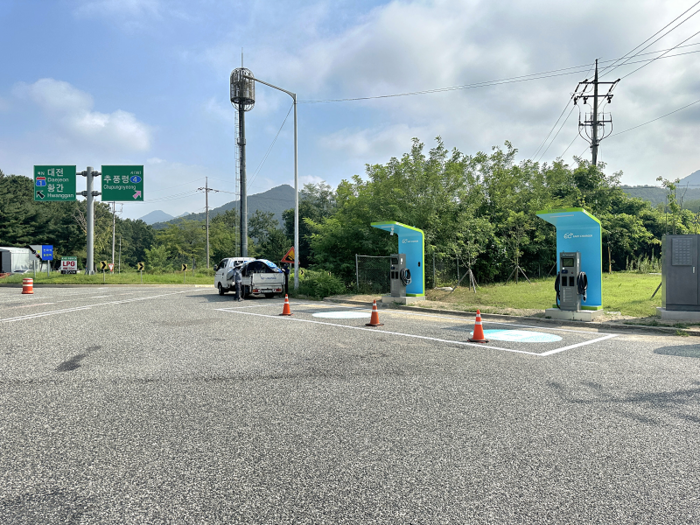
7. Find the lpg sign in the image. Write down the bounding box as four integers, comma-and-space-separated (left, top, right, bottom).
61, 256, 78, 274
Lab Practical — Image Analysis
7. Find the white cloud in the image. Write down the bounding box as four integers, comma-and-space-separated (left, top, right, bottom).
203, 96, 233, 123
201, 0, 700, 185
72, 0, 193, 28
13, 78, 152, 153
319, 123, 430, 162
299, 174, 326, 186
73, 0, 161, 19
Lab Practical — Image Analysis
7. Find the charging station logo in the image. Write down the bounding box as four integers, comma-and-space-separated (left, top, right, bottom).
563, 232, 593, 239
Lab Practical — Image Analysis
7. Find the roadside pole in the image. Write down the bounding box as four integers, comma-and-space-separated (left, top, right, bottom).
111, 201, 116, 266
83, 166, 101, 275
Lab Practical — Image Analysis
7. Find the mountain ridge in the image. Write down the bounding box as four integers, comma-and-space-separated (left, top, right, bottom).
149, 184, 295, 229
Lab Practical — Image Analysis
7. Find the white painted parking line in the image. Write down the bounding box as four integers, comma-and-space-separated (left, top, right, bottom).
5, 302, 55, 309
216, 308, 619, 357
0, 291, 189, 323
539, 334, 619, 356
216, 303, 275, 309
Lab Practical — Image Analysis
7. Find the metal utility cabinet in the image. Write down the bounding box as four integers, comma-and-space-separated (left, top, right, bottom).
662, 235, 700, 310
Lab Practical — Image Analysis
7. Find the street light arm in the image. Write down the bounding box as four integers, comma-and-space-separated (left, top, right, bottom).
241, 74, 300, 290
242, 75, 296, 101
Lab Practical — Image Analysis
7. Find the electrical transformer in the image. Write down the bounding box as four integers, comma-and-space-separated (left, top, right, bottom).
662, 235, 700, 311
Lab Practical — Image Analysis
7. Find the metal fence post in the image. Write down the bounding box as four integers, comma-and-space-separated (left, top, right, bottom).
433, 253, 436, 289
355, 254, 359, 291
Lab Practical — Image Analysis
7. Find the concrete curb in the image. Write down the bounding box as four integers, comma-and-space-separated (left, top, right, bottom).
322, 297, 700, 337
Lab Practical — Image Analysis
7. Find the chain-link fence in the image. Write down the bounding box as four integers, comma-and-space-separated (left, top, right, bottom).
355, 255, 391, 294
356, 252, 554, 292
356, 253, 478, 292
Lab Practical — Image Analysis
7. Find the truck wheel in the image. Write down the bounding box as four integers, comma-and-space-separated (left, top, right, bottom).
218, 283, 225, 295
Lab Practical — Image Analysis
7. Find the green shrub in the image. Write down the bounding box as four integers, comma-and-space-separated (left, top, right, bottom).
293, 270, 346, 299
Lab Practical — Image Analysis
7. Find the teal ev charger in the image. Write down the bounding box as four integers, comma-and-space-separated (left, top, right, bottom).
536, 208, 603, 311
371, 221, 425, 297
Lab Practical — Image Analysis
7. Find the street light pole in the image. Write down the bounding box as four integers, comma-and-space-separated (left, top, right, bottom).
243, 75, 299, 289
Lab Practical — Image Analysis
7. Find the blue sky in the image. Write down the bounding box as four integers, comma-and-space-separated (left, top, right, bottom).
2, 0, 700, 220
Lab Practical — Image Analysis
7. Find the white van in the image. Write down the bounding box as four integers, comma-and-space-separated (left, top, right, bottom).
214, 258, 285, 298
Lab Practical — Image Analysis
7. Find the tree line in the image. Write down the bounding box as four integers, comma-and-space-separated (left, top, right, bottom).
1, 139, 696, 284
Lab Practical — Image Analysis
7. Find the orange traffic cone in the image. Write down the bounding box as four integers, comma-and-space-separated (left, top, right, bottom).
280, 294, 293, 316
366, 300, 383, 327
21, 278, 33, 295
468, 309, 489, 343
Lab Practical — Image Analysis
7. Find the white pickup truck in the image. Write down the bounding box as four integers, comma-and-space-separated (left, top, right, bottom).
214, 258, 286, 298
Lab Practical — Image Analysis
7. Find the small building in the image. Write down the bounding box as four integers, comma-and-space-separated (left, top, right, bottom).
0, 247, 41, 274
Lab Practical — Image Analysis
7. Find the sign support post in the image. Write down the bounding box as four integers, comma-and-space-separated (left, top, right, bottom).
82, 166, 101, 275
87, 167, 95, 275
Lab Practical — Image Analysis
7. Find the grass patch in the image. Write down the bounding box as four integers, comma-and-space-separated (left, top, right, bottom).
0, 271, 215, 286
426, 272, 662, 318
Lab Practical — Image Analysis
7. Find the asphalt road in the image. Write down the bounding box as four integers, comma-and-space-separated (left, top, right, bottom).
1, 285, 700, 524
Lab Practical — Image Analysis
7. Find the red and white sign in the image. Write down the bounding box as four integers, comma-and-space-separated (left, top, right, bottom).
61, 257, 78, 274
108, 263, 114, 272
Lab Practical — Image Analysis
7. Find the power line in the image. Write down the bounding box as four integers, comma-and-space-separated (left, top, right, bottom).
608, 97, 700, 138
530, 62, 595, 162
300, 47, 700, 104
535, 105, 576, 163
248, 103, 294, 189
146, 190, 200, 203
147, 177, 206, 194
620, 28, 700, 80
599, 1, 700, 77
559, 132, 581, 159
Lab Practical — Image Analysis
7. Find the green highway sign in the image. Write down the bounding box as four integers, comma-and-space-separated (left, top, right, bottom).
34, 165, 76, 201
101, 165, 144, 201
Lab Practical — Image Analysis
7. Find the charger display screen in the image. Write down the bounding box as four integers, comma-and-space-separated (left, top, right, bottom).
561, 257, 574, 267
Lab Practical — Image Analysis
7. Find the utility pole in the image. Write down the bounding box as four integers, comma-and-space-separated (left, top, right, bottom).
573, 60, 619, 166
197, 177, 220, 269
79, 166, 101, 274
112, 202, 116, 265
110, 202, 123, 266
